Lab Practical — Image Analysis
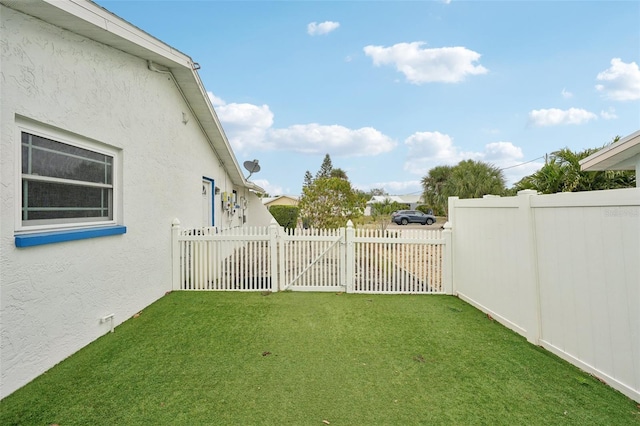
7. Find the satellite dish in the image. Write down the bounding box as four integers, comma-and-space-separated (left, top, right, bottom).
243, 159, 261, 179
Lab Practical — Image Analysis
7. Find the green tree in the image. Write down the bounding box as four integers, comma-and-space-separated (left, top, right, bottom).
448, 160, 505, 199
415, 205, 434, 214
330, 168, 348, 179
369, 188, 387, 196
421, 165, 453, 216
316, 154, 333, 179
421, 160, 506, 216
514, 158, 566, 194
353, 189, 371, 207
370, 198, 406, 231
299, 177, 364, 228
303, 170, 314, 188
514, 142, 635, 193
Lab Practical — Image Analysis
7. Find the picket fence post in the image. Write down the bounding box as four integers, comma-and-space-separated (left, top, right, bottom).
442, 221, 453, 295
344, 220, 355, 293
171, 218, 181, 291
447, 196, 459, 296
268, 219, 280, 292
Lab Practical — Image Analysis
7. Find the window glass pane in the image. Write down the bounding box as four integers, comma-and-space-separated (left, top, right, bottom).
21, 133, 29, 174
20, 131, 116, 227
26, 209, 109, 221
22, 133, 112, 184
23, 181, 112, 220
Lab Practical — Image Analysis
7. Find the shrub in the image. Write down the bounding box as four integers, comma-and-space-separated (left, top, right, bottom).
416, 205, 434, 215
269, 205, 299, 229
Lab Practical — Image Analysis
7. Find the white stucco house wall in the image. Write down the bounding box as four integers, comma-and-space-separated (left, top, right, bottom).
0, 0, 272, 399
580, 129, 640, 187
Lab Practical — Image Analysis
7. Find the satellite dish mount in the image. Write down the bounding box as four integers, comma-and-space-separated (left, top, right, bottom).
243, 159, 261, 180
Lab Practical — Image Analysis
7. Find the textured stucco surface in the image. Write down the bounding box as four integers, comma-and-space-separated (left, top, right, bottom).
0, 5, 263, 398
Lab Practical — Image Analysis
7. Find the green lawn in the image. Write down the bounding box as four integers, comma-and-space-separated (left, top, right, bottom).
1, 292, 638, 425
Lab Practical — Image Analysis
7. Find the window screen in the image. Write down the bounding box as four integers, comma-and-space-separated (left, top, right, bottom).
21, 132, 113, 225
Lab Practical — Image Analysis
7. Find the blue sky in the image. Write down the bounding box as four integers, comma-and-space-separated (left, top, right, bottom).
96, 0, 640, 196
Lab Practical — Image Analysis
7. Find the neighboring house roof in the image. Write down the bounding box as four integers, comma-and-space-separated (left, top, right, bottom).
399, 194, 423, 205
367, 195, 403, 205
1, 0, 263, 193
580, 129, 640, 172
262, 195, 299, 206
367, 195, 423, 205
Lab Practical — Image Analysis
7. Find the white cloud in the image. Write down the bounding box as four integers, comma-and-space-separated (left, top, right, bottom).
403, 131, 479, 167
208, 93, 274, 153
600, 107, 618, 120
481, 142, 543, 185
482, 128, 501, 135
402, 131, 538, 185
307, 21, 340, 36
208, 92, 395, 157
208, 92, 226, 107
561, 88, 573, 99
355, 180, 422, 194
251, 179, 283, 196
363, 42, 488, 84
483, 141, 523, 162
528, 108, 597, 127
268, 124, 396, 156
595, 58, 640, 101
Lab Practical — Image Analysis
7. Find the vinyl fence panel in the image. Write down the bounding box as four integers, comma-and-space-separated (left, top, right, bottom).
449, 188, 640, 403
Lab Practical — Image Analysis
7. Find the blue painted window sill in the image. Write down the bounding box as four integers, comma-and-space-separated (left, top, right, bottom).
15, 225, 127, 247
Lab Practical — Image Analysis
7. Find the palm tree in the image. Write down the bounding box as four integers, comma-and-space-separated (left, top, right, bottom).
422, 160, 506, 215
514, 144, 635, 193
421, 165, 453, 216
446, 160, 505, 199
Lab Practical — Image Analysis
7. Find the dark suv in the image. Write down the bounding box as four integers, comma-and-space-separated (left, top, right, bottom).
391, 210, 436, 226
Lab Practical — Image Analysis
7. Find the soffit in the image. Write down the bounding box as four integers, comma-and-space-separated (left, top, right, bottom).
580, 130, 640, 171
1, 0, 260, 191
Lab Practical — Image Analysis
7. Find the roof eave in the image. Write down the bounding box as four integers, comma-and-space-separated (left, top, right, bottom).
580, 130, 640, 171
2, 0, 255, 190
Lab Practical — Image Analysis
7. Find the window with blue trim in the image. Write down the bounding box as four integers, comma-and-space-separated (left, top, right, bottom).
21, 132, 114, 227
21, 131, 114, 226
14, 119, 124, 247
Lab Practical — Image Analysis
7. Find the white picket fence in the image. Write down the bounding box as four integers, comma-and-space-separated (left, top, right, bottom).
351, 228, 449, 294
171, 219, 453, 294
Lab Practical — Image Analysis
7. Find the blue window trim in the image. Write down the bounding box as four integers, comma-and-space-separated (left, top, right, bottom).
15, 225, 127, 248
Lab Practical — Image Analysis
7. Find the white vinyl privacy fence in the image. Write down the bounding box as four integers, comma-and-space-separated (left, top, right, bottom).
172, 220, 452, 295
449, 188, 640, 403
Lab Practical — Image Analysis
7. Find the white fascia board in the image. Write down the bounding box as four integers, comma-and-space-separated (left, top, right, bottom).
183, 68, 249, 187
63, 0, 193, 68
245, 181, 266, 193
1, 0, 193, 69
580, 129, 640, 171
3, 0, 256, 191
177, 71, 256, 190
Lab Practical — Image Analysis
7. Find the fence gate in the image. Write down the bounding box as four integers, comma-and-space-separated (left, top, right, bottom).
351, 228, 445, 294
279, 227, 346, 292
